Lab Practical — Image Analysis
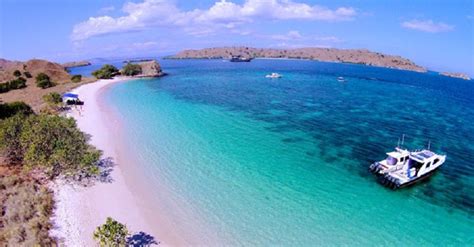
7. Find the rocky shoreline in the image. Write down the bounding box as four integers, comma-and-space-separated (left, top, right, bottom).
439, 72, 471, 80
168, 46, 427, 73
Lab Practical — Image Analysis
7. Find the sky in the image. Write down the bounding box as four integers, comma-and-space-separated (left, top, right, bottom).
1, 0, 473, 76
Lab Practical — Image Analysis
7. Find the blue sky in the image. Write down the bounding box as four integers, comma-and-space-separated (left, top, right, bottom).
1, 0, 473, 75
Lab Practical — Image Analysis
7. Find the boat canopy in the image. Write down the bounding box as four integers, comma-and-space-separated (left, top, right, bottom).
63, 93, 79, 99
386, 151, 407, 158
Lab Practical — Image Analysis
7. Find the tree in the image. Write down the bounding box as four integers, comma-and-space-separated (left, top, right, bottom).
35, 73, 55, 89
93, 217, 129, 246
0, 113, 101, 178
122, 63, 142, 76
13, 70, 21, 77
20, 115, 101, 178
92, 65, 119, 79
71, 74, 82, 83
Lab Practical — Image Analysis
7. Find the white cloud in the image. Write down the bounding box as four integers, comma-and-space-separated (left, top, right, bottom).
270, 30, 304, 41
401, 19, 454, 33
99, 6, 115, 14
72, 0, 357, 41
131, 41, 159, 49
268, 30, 342, 43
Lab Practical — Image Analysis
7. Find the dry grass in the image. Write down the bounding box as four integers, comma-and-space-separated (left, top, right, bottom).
0, 77, 96, 112
0, 168, 56, 246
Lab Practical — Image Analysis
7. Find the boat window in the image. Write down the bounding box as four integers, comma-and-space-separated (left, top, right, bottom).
386, 156, 397, 165
433, 158, 440, 164
408, 159, 424, 169
427, 161, 431, 168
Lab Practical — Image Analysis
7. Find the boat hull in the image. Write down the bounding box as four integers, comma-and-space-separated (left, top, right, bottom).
379, 167, 440, 190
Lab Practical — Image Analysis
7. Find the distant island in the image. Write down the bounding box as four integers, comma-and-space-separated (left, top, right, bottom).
167, 46, 427, 73
439, 72, 471, 80
62, 60, 91, 68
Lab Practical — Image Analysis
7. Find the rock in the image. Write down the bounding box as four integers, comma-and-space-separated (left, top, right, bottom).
136, 60, 165, 77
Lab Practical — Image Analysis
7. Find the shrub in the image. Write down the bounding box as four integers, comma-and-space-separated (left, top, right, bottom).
43, 92, 62, 107
13, 70, 21, 77
23, 71, 32, 78
8, 77, 27, 89
0, 101, 33, 119
0, 78, 27, 93
35, 73, 55, 89
35, 73, 50, 82
71, 74, 82, 83
122, 63, 142, 76
92, 64, 119, 79
0, 114, 101, 178
93, 217, 129, 246
0, 81, 11, 93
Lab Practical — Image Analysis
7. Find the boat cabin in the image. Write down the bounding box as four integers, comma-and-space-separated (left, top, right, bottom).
405, 150, 443, 178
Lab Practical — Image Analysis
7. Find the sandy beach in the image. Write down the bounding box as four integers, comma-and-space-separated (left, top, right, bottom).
49, 77, 159, 246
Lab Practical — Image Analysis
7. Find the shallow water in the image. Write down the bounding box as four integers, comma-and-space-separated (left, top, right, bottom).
79, 59, 474, 245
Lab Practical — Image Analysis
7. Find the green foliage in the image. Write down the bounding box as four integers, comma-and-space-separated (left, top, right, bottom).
35, 73, 50, 82
92, 65, 119, 79
0, 114, 27, 164
23, 71, 32, 78
93, 217, 129, 246
8, 77, 27, 89
0, 114, 101, 178
43, 92, 62, 107
0, 174, 56, 246
35, 73, 55, 89
0, 101, 33, 120
0, 77, 27, 93
71, 74, 82, 83
13, 70, 21, 77
122, 63, 142, 76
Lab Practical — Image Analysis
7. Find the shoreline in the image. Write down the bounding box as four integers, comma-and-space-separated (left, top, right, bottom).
49, 77, 163, 245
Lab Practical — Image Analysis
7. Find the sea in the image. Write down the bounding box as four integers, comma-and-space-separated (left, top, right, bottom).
70, 58, 474, 245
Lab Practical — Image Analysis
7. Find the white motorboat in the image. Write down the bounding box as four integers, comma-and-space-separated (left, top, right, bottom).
337, 76, 346, 82
380, 149, 446, 189
266, 73, 282, 78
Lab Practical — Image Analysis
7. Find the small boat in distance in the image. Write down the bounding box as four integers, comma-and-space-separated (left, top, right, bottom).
337, 76, 346, 82
265, 73, 282, 79
229, 55, 253, 62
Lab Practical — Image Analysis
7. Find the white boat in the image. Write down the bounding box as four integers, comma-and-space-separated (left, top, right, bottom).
266, 73, 282, 78
380, 149, 446, 189
369, 147, 410, 175
337, 76, 346, 82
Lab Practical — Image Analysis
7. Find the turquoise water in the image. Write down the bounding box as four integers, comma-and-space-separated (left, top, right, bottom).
88, 59, 473, 245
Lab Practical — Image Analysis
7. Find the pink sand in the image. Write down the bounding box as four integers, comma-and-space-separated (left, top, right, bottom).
49, 77, 180, 245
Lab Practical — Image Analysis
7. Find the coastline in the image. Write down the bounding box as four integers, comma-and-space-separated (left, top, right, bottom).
49, 77, 159, 245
